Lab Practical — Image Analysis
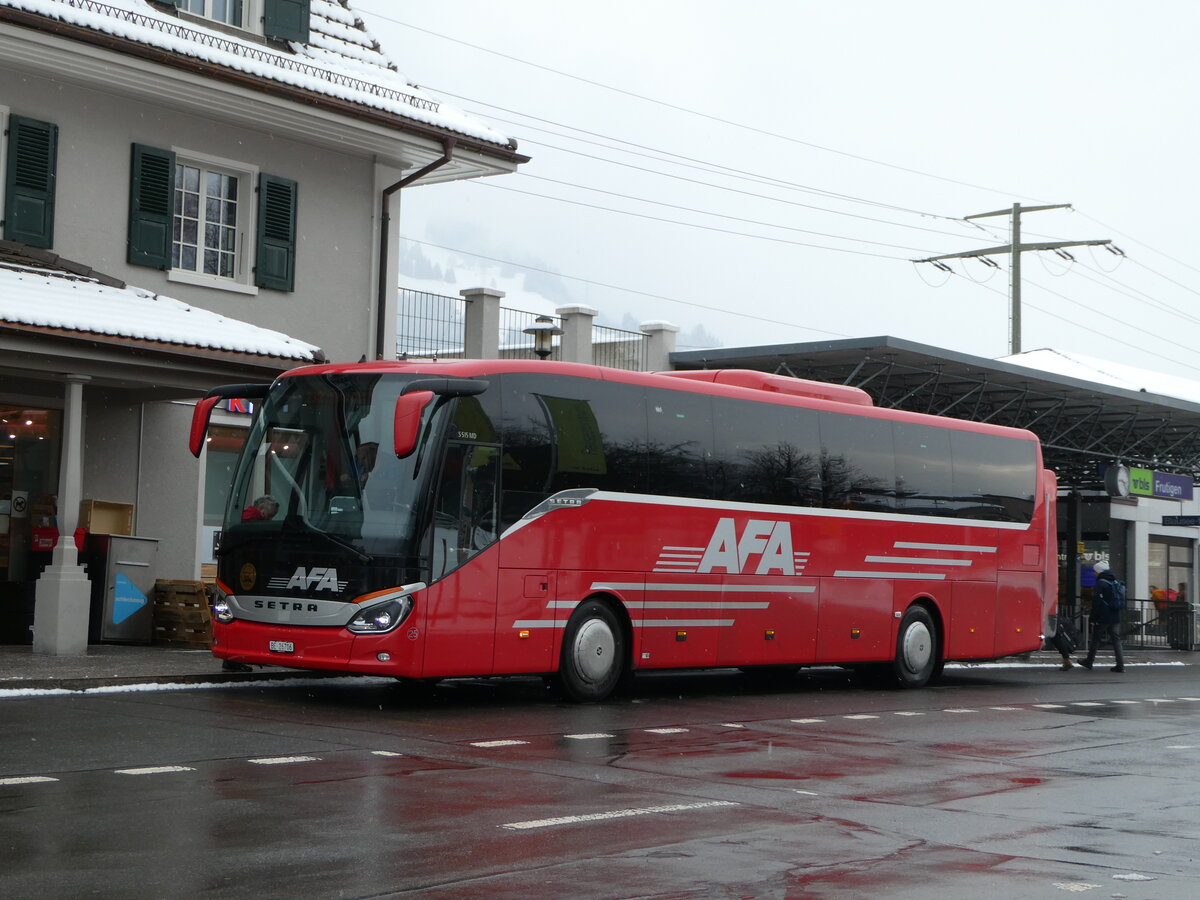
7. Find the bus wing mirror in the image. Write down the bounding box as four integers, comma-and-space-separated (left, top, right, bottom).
394, 391, 435, 459
189, 382, 271, 458
189, 396, 224, 458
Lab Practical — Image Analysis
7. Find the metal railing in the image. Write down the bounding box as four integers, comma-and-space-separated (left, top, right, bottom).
397, 288, 651, 370
396, 289, 465, 359
1056, 598, 1194, 651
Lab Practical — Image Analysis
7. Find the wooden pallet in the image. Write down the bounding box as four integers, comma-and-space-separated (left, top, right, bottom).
153, 579, 212, 647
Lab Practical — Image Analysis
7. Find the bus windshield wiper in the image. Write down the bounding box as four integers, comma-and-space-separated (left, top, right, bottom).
285, 518, 373, 563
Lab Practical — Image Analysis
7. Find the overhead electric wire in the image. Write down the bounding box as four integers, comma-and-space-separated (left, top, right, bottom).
402, 236, 855, 339
357, 5, 1044, 200
422, 86, 968, 223
471, 180, 930, 258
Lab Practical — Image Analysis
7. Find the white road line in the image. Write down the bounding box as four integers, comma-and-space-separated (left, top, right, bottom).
501, 800, 737, 831
371, 750, 404, 757
470, 740, 529, 748
842, 714, 879, 720
720, 723, 746, 728
644, 727, 689, 734
790, 718, 824, 724
1166, 745, 1198, 750
0, 776, 58, 785
990, 706, 1020, 711
793, 790, 820, 796
1178, 697, 1200, 701
1034, 704, 1066, 709
894, 711, 925, 716
1110, 700, 1141, 704
944, 708, 976, 713
563, 733, 615, 741
1071, 702, 1105, 707
114, 766, 195, 775
248, 755, 320, 765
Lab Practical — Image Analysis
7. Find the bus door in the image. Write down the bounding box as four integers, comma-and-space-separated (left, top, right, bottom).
420, 441, 502, 677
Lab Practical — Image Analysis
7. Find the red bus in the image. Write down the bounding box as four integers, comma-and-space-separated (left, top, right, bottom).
190, 360, 1058, 700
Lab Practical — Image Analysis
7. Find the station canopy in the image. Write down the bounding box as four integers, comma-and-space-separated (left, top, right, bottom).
670, 336, 1200, 488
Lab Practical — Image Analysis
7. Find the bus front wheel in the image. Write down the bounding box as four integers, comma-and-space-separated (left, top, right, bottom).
892, 606, 938, 688
559, 600, 625, 702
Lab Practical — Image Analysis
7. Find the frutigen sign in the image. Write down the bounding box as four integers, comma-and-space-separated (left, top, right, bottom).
1129, 468, 1194, 501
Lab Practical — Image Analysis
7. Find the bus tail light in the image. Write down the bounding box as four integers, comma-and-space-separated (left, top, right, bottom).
347, 596, 414, 634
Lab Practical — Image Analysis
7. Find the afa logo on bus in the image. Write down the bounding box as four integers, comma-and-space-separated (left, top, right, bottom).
698, 518, 798, 575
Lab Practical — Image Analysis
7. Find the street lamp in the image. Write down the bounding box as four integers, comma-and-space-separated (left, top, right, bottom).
523, 315, 563, 360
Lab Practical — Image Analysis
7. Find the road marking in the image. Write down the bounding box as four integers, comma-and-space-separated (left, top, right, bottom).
1166, 745, 1198, 750
990, 706, 1020, 711
1110, 700, 1141, 704
114, 766, 195, 775
248, 756, 320, 765
501, 800, 737, 830
563, 733, 615, 740
720, 723, 746, 728
1177, 697, 1200, 701
645, 727, 690, 734
470, 740, 529, 748
371, 750, 404, 756
790, 718, 824, 724
1071, 702, 1105, 707
0, 776, 58, 785
1034, 703, 1066, 709
894, 711, 925, 716
1053, 882, 1102, 892
793, 790, 820, 795
944, 708, 976, 713
842, 714, 879, 720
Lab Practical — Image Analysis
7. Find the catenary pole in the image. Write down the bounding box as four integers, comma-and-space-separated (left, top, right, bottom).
914, 203, 1111, 355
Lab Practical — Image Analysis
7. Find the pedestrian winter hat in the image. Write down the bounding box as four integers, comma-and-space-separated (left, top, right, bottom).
1093, 560, 1109, 574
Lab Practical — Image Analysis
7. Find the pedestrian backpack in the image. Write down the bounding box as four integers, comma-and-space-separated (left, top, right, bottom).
1109, 580, 1127, 611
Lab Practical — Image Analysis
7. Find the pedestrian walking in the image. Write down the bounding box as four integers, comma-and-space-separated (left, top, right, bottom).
1081, 560, 1126, 673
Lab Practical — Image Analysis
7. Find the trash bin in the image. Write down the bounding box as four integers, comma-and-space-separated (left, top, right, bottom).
81, 533, 159, 644
1167, 601, 1193, 651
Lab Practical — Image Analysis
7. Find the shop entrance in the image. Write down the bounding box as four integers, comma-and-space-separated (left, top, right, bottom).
0, 407, 62, 641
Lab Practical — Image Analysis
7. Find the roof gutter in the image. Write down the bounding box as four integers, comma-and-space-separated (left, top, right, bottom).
375, 139, 456, 359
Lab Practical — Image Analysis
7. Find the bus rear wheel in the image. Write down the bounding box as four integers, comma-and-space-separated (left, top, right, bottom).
892, 606, 938, 688
559, 600, 625, 702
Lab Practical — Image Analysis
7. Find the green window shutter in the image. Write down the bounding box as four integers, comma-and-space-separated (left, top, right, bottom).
127, 144, 176, 269
263, 0, 310, 43
4, 115, 58, 249
255, 173, 297, 292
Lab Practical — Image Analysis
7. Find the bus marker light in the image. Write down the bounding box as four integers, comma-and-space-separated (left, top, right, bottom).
377, 652, 391, 662
764, 629, 776, 641
675, 631, 688, 642
851, 628, 861, 639
518, 630, 531, 639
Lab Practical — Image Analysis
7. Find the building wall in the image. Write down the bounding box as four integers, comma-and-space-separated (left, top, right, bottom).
136, 401, 204, 580
81, 390, 140, 515
1, 67, 379, 364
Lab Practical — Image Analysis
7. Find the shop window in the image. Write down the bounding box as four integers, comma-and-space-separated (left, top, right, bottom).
0, 408, 62, 582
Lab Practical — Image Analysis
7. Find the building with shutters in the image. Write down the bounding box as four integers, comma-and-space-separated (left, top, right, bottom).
0, 0, 527, 648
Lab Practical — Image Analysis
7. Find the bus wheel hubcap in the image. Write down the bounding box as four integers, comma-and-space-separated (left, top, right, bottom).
902, 622, 932, 672
574, 619, 615, 683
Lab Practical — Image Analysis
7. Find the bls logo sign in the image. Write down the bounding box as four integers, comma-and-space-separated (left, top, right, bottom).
285, 567, 341, 591
698, 518, 795, 575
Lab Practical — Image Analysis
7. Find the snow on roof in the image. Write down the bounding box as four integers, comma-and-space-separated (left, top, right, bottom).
0, 0, 514, 149
1002, 348, 1200, 407
0, 257, 321, 362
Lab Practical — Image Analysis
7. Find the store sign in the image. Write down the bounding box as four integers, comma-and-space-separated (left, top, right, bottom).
226, 398, 255, 415
1129, 467, 1194, 501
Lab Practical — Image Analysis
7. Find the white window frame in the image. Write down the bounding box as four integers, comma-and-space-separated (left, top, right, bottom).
167, 147, 259, 296
176, 0, 265, 35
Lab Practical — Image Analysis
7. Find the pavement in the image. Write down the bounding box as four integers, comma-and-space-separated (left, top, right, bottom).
0, 642, 1190, 692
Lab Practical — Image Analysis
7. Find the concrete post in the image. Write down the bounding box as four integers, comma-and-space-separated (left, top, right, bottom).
556, 305, 598, 364
640, 320, 680, 372
33, 374, 92, 655
460, 287, 503, 359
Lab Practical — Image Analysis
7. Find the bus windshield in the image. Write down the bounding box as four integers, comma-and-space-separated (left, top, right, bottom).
222, 373, 438, 560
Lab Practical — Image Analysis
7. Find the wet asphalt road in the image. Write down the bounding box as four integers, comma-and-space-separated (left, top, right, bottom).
2, 662, 1199, 899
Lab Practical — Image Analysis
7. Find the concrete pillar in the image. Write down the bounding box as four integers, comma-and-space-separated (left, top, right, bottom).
460, 287, 503, 359
556, 305, 598, 364
640, 320, 680, 372
1129, 518, 1150, 600
33, 374, 91, 656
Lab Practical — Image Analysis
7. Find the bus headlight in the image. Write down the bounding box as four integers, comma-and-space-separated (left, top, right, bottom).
211, 581, 236, 624
346, 597, 413, 634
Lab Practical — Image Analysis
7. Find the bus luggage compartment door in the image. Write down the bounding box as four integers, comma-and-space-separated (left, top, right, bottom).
493, 570, 556, 674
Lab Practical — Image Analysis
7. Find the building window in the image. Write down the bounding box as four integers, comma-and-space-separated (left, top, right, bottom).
177, 0, 247, 29
173, 163, 240, 279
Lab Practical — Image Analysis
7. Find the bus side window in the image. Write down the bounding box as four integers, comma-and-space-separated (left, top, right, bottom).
819, 412, 897, 512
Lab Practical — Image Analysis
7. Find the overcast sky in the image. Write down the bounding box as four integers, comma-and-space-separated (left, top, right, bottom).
354, 1, 1200, 375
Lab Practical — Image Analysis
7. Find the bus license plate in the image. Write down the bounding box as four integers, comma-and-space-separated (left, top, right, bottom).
268, 640, 295, 654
